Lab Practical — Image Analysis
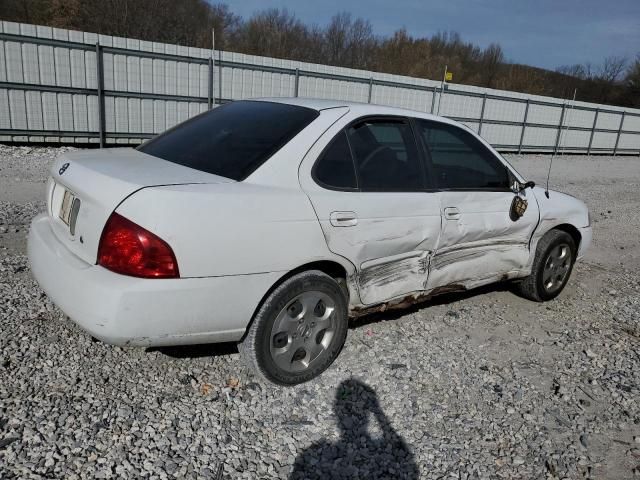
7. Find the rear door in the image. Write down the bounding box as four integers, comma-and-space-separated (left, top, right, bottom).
415, 120, 539, 290
300, 117, 442, 305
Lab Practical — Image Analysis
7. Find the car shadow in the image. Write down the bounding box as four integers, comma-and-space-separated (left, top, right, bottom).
146, 342, 238, 358
290, 378, 419, 479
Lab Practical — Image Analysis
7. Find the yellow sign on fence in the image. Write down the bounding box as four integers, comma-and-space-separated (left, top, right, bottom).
445, 72, 453, 81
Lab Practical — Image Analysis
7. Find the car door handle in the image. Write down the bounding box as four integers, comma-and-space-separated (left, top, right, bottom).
330, 211, 358, 227
443, 207, 461, 220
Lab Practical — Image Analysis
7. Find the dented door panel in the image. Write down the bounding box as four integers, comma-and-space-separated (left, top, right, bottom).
358, 250, 430, 305
311, 190, 442, 305
426, 189, 539, 290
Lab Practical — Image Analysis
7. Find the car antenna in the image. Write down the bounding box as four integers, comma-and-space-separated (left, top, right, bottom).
545, 88, 577, 198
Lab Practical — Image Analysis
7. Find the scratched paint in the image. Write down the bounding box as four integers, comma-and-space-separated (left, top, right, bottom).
297, 107, 591, 314
306, 188, 442, 305
426, 189, 539, 291
349, 283, 467, 317
348, 186, 590, 312
357, 250, 430, 304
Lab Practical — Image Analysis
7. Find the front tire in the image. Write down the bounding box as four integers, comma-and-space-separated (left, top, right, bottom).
515, 229, 577, 302
239, 270, 349, 386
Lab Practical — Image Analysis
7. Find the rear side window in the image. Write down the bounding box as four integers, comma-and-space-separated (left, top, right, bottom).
313, 131, 357, 189
347, 120, 423, 191
138, 101, 319, 181
417, 120, 510, 190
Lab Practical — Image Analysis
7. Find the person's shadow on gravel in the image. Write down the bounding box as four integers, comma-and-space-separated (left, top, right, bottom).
290, 379, 419, 480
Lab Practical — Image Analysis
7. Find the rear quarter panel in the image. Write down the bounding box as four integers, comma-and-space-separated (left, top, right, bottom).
116, 106, 355, 279
116, 182, 350, 278
45, 148, 229, 265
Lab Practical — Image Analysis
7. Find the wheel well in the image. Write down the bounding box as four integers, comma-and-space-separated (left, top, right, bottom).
260, 260, 350, 309
241, 261, 350, 341
553, 223, 581, 249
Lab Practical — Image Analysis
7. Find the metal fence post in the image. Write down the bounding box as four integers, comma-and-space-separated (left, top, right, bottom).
436, 85, 445, 115
478, 93, 487, 135
207, 57, 213, 109
294, 68, 300, 97
430, 87, 437, 114
218, 50, 222, 104
553, 104, 566, 155
613, 111, 625, 156
518, 99, 529, 154
587, 109, 599, 156
95, 42, 106, 148
367, 77, 373, 103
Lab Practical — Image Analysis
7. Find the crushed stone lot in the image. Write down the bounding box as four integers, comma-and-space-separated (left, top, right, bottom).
1, 144, 639, 479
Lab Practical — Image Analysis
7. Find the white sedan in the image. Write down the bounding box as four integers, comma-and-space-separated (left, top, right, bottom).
28, 98, 592, 385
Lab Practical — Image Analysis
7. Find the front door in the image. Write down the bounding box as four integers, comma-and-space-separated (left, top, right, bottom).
301, 117, 442, 305
414, 119, 540, 290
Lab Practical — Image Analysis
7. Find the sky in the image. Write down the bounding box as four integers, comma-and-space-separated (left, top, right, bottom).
219, 0, 640, 71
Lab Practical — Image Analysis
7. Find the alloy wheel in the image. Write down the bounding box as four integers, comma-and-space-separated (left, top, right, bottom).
269, 291, 336, 373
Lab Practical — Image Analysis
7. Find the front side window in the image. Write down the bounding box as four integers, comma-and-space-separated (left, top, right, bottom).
347, 120, 423, 191
417, 120, 510, 190
139, 101, 319, 181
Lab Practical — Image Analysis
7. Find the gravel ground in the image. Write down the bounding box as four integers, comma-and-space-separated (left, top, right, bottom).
1, 144, 639, 479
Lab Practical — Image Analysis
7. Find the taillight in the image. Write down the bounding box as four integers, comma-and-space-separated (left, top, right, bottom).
97, 213, 179, 279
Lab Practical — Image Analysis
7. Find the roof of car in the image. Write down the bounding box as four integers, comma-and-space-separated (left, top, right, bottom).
250, 97, 445, 121
252, 97, 352, 110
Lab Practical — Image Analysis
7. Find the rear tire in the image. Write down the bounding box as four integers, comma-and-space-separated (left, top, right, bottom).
238, 270, 348, 386
515, 230, 577, 302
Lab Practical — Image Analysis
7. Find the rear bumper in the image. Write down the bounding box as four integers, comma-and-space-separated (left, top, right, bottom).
28, 214, 280, 347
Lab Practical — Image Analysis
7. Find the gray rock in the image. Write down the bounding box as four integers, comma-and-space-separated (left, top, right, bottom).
1, 148, 639, 480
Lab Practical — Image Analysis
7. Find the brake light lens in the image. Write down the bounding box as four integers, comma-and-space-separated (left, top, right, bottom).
97, 213, 179, 278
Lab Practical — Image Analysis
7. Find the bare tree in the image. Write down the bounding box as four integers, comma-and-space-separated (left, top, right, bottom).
0, 0, 50, 24
1, 1, 637, 108
324, 12, 377, 69
599, 56, 628, 83
624, 54, 640, 107
479, 43, 504, 88
234, 9, 312, 60
592, 56, 627, 102
377, 29, 426, 77
556, 64, 588, 80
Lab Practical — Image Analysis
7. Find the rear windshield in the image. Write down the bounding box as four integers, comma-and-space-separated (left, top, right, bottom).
138, 101, 319, 181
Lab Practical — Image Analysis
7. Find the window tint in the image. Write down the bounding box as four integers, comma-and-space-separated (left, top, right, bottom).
138, 101, 319, 181
314, 131, 357, 189
347, 120, 423, 191
418, 121, 510, 190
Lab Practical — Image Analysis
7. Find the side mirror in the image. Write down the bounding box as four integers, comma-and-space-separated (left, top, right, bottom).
512, 180, 535, 193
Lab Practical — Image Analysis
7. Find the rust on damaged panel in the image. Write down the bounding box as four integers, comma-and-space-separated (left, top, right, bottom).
349, 283, 466, 318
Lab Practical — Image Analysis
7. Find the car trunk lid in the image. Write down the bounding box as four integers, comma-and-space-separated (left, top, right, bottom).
46, 147, 233, 265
